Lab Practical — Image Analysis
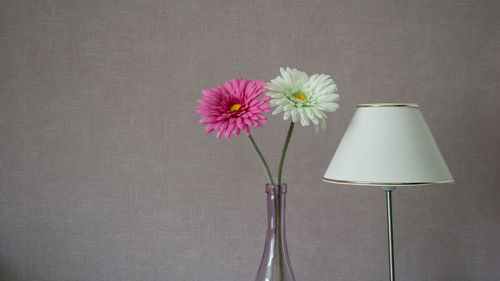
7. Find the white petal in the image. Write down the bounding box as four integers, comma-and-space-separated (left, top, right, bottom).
290, 109, 299, 123
305, 109, 319, 124
299, 111, 309, 126
311, 108, 327, 119
283, 111, 290, 120
272, 106, 283, 115
322, 103, 339, 112
281, 104, 292, 112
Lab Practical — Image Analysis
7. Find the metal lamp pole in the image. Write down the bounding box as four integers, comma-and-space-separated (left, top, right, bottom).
383, 186, 396, 281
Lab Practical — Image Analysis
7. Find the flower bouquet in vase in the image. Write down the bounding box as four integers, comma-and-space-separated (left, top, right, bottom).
196, 68, 339, 281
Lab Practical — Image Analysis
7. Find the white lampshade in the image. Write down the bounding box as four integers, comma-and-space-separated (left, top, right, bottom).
323, 103, 453, 186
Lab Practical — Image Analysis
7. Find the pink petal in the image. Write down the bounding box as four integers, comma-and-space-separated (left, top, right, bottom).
216, 129, 224, 139
243, 126, 250, 136
205, 123, 216, 134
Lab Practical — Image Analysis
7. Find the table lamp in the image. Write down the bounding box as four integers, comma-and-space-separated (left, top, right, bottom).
323, 103, 453, 281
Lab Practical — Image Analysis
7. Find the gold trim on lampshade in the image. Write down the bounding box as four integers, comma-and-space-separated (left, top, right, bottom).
322, 177, 454, 186
357, 103, 420, 108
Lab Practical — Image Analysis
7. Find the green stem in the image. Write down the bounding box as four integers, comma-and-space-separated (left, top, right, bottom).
277, 121, 295, 185
277, 191, 284, 281
247, 135, 274, 185
276, 121, 295, 281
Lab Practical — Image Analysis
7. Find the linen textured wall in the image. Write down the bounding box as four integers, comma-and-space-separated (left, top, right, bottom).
1, 1, 499, 280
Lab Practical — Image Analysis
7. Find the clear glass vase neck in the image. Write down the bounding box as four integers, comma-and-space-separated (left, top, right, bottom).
255, 183, 296, 281
265, 183, 288, 194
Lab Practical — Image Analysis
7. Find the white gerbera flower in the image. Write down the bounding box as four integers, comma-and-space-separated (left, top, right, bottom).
266, 67, 339, 131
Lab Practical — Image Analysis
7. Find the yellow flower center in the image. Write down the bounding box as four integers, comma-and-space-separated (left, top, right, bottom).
229, 103, 242, 111
293, 93, 306, 101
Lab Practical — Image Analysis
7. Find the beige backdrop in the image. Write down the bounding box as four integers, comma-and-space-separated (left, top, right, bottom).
1, 0, 499, 280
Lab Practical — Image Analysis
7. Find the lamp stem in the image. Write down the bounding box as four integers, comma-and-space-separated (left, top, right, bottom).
383, 186, 396, 281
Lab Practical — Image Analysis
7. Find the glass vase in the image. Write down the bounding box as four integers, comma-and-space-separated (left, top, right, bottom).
255, 183, 296, 281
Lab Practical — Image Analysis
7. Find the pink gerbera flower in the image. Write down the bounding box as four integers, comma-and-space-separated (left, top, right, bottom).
197, 78, 271, 139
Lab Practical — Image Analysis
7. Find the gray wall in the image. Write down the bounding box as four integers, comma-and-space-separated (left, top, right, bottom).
1, 0, 499, 280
